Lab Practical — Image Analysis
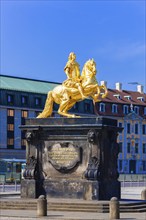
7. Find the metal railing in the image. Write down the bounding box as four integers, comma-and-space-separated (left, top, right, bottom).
0, 174, 145, 193
0, 180, 20, 192
119, 174, 146, 187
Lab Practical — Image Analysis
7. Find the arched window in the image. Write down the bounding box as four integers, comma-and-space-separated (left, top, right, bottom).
112, 104, 118, 113
123, 105, 129, 114
99, 103, 105, 112
134, 106, 139, 115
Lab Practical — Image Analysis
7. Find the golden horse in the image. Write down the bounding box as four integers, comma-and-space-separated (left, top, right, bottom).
37, 59, 108, 118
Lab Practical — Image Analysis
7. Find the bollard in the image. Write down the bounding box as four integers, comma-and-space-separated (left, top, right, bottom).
109, 197, 120, 219
37, 195, 47, 216
15, 180, 17, 191
141, 189, 146, 200
2, 182, 5, 192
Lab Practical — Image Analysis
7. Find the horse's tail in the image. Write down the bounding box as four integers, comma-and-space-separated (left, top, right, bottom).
37, 91, 54, 118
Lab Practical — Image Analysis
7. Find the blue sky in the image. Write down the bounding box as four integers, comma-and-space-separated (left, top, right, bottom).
1, 0, 146, 92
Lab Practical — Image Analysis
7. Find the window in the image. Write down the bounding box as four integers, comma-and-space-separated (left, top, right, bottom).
16, 163, 21, 173
35, 97, 41, 106
113, 94, 121, 99
142, 125, 146, 135
99, 103, 105, 112
135, 124, 139, 134
119, 160, 123, 172
35, 111, 41, 117
123, 105, 129, 114
137, 97, 144, 102
21, 110, 28, 118
84, 103, 90, 112
21, 139, 26, 150
21, 111, 28, 125
21, 139, 25, 146
7, 138, 14, 149
127, 123, 131, 134
142, 161, 146, 172
135, 143, 139, 154
7, 124, 14, 131
7, 138, 14, 145
7, 94, 14, 104
144, 107, 146, 115
112, 104, 118, 113
73, 103, 79, 111
119, 142, 122, 153
7, 109, 14, 117
143, 143, 146, 154
21, 96, 28, 105
124, 95, 131, 100
119, 122, 122, 127
127, 143, 131, 153
118, 122, 123, 133
134, 106, 139, 115
21, 130, 25, 140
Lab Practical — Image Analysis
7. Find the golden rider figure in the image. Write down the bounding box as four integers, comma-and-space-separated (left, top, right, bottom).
63, 52, 86, 100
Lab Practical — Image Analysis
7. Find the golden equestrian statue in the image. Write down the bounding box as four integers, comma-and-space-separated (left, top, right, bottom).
37, 52, 108, 118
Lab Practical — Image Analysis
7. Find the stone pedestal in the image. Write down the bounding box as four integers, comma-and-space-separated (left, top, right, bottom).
20, 117, 121, 200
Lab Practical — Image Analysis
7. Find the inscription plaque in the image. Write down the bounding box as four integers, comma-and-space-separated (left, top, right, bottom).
48, 143, 81, 172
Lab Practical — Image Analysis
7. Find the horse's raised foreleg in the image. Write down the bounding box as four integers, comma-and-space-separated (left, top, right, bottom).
100, 85, 108, 99
91, 85, 101, 102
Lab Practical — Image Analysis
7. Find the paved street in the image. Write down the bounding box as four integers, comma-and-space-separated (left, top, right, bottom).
1, 209, 146, 220
0, 185, 146, 220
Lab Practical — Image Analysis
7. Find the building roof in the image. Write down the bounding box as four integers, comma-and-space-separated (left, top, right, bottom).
102, 89, 146, 106
0, 75, 60, 94
0, 75, 146, 106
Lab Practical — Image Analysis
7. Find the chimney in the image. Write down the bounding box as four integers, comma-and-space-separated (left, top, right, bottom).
116, 82, 122, 91
100, 81, 107, 87
137, 85, 144, 94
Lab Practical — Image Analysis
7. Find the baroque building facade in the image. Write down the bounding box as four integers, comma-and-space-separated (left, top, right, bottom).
95, 82, 146, 174
0, 75, 146, 174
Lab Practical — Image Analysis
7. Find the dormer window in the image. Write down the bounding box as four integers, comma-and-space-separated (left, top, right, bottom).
137, 97, 144, 102
134, 106, 139, 115
21, 95, 28, 105
124, 95, 131, 100
123, 105, 129, 114
7, 94, 14, 105
113, 94, 121, 100
35, 97, 41, 106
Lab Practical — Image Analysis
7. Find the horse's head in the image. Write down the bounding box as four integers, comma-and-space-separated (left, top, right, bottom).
81, 59, 97, 78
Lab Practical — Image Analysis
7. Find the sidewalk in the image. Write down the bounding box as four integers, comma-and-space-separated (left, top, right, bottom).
0, 186, 146, 220
1, 209, 146, 220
